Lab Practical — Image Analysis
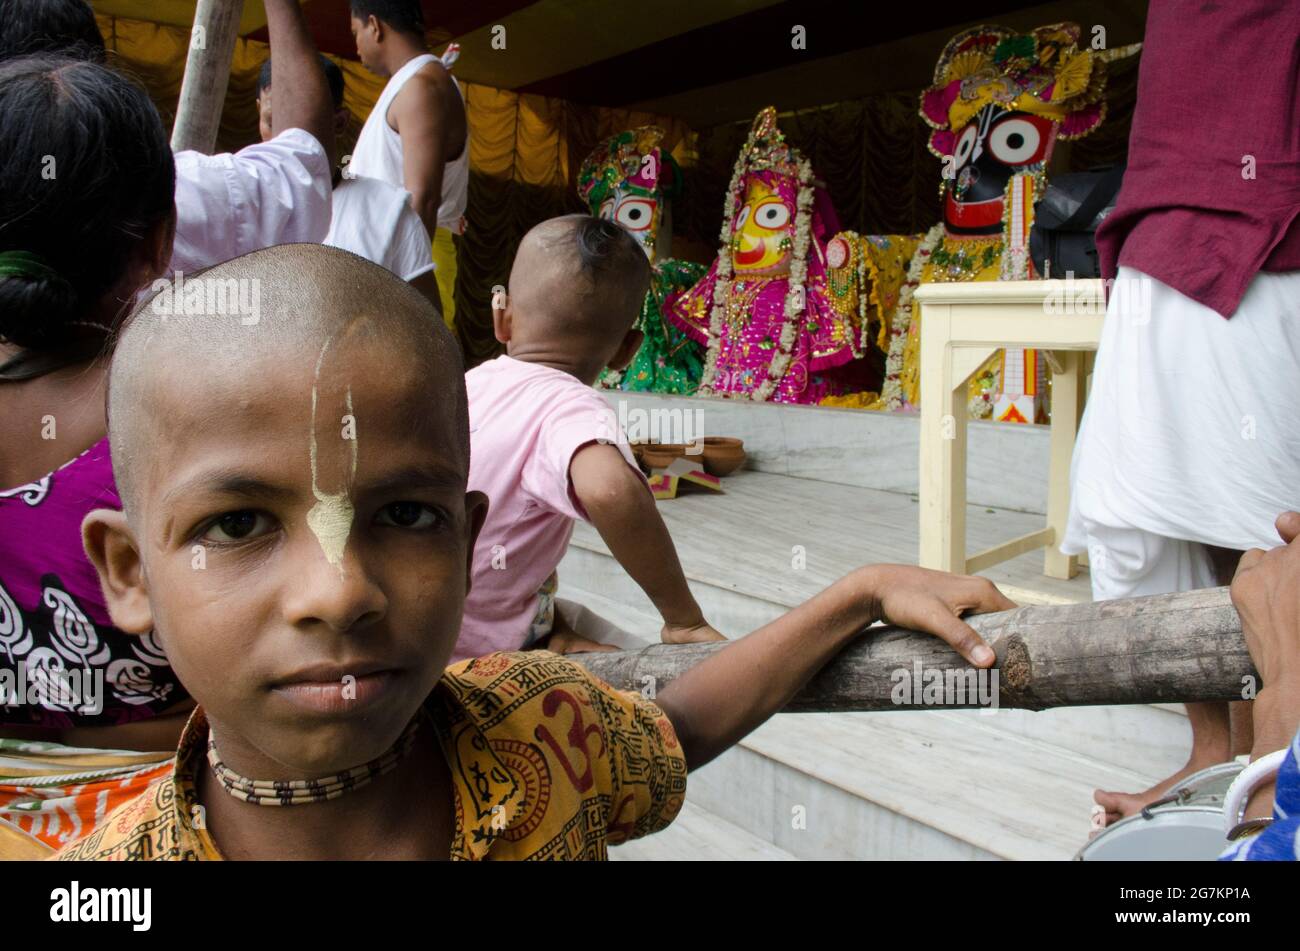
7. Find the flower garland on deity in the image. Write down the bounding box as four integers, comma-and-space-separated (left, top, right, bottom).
577, 126, 707, 394
667, 107, 876, 404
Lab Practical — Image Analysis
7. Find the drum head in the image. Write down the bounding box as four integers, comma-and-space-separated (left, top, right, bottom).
1077, 807, 1227, 861
1172, 762, 1244, 806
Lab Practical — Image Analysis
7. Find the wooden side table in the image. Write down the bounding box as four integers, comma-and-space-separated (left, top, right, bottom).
916, 279, 1104, 580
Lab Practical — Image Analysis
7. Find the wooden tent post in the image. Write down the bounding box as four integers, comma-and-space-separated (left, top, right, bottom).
571, 587, 1256, 712
170, 0, 245, 154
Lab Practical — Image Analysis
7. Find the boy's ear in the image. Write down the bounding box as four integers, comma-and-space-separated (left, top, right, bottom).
607, 328, 644, 372
462, 490, 489, 595
82, 509, 154, 636
492, 298, 512, 345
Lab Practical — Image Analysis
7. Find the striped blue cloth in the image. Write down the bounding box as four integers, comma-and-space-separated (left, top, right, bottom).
1220, 728, 1300, 861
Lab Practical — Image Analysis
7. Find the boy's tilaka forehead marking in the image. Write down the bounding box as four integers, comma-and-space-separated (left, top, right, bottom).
305, 335, 357, 574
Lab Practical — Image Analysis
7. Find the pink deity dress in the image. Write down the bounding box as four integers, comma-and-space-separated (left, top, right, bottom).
667, 107, 877, 404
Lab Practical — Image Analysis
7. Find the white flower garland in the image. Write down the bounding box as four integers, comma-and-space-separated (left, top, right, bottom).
878, 223, 943, 411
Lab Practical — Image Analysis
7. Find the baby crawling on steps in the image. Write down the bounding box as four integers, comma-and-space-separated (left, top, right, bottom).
460, 215, 726, 659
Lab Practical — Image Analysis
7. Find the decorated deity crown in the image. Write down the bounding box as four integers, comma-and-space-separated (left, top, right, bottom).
577, 126, 682, 210
730, 106, 804, 185
920, 23, 1140, 157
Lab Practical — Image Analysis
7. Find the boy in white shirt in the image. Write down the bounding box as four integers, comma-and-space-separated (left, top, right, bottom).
257, 54, 438, 310
1, 0, 338, 277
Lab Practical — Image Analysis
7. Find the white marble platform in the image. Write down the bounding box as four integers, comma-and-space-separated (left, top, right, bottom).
565, 467, 1091, 626
609, 800, 797, 862
558, 468, 1192, 860
600, 391, 1055, 515
566, 578, 1187, 861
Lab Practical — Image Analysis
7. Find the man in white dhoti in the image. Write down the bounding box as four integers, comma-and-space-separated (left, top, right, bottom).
1064, 1, 1300, 823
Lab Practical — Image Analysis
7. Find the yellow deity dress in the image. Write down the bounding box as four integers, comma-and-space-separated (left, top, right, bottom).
824, 23, 1137, 420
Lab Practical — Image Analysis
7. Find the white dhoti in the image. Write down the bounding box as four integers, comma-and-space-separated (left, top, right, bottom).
1064, 265, 1300, 600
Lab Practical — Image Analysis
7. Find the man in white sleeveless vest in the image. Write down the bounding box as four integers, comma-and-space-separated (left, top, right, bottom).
348, 0, 468, 331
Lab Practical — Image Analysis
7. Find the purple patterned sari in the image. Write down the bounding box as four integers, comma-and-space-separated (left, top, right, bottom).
0, 439, 186, 728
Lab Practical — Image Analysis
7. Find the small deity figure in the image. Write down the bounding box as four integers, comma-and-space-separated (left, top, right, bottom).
577, 126, 706, 394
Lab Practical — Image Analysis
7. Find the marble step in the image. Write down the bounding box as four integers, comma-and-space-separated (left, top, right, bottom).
609, 800, 798, 861
567, 468, 1092, 625
558, 581, 1183, 861
599, 390, 1054, 515
684, 707, 1158, 860
558, 528, 1188, 778
556, 566, 1187, 796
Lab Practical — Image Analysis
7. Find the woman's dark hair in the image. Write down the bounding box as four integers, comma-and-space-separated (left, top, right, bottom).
0, 0, 106, 63
0, 55, 175, 351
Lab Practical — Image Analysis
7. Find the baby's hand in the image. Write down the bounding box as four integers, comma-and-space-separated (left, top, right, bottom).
869, 565, 1014, 667
661, 620, 728, 645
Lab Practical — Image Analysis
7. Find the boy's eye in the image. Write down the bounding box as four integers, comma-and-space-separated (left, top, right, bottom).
203, 510, 271, 543
376, 502, 442, 529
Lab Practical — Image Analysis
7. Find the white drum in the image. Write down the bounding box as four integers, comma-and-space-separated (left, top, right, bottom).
1075, 762, 1244, 861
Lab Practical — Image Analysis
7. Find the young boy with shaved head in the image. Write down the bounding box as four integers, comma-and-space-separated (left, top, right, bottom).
461, 215, 721, 660
59, 242, 1008, 860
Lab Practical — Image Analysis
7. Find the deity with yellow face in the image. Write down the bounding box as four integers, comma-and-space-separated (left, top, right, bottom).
731, 180, 794, 275
667, 107, 878, 404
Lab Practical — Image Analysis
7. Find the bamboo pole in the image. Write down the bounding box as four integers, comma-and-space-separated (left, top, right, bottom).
170, 0, 244, 154
570, 587, 1256, 712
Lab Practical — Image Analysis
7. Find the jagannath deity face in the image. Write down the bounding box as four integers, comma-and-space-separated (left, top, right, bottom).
944, 104, 1056, 236
596, 186, 660, 258
730, 178, 794, 275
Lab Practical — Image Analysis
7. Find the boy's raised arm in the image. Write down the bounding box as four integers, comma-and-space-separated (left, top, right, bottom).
570, 443, 725, 645
652, 566, 1010, 771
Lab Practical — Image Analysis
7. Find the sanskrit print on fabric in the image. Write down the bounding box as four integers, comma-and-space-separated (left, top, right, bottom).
53, 654, 687, 861
0, 574, 183, 728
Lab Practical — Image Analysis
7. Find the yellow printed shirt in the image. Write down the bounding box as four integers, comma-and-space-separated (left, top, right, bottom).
52, 652, 688, 861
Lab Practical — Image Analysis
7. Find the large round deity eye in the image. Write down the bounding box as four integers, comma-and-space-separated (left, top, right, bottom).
988, 115, 1049, 166
951, 123, 978, 171
733, 205, 751, 231
615, 197, 656, 231
598, 197, 615, 221
753, 199, 791, 231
